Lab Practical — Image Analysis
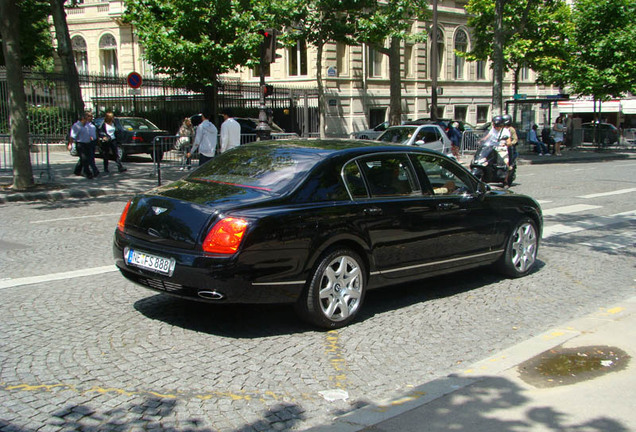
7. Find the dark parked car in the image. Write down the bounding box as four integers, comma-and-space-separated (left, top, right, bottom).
581, 122, 619, 146
94, 117, 170, 161
189, 114, 297, 143
114, 140, 542, 328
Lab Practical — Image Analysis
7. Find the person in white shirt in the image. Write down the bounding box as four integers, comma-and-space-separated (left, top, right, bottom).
187, 112, 218, 165
219, 108, 241, 154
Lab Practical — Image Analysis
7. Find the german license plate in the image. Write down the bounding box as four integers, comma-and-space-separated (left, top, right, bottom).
125, 247, 175, 276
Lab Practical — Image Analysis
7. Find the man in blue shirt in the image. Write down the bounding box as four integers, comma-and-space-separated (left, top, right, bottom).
68, 111, 98, 178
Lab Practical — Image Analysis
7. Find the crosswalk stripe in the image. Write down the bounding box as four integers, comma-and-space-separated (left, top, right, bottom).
543, 210, 636, 239
542, 204, 602, 216
577, 188, 636, 199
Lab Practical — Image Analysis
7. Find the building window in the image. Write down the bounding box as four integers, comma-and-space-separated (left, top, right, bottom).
476, 60, 487, 80
454, 106, 467, 122
429, 28, 444, 79
71, 35, 88, 74
336, 42, 349, 76
454, 29, 468, 80
477, 105, 490, 124
368, 46, 383, 78
289, 40, 307, 76
404, 44, 414, 77
99, 34, 118, 76
520, 65, 530, 81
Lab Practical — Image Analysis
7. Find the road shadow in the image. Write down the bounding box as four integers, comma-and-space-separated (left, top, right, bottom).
133, 262, 545, 338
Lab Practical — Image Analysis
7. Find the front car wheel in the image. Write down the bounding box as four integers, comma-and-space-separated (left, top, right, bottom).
497, 218, 539, 278
296, 248, 366, 329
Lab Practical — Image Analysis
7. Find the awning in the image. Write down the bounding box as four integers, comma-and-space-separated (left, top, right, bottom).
622, 99, 636, 115
557, 100, 622, 114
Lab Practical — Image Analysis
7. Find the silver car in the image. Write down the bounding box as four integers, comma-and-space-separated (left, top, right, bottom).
377, 124, 451, 154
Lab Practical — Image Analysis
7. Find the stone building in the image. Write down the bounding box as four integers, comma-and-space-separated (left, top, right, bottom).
59, 0, 559, 136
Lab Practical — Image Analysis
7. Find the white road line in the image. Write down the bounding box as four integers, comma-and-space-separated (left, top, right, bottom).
0, 265, 117, 290
577, 188, 636, 199
537, 200, 552, 205
542, 204, 602, 216
31, 213, 121, 224
543, 210, 636, 239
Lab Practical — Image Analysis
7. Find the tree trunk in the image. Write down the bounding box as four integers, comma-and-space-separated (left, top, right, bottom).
0, 0, 34, 190
492, 0, 505, 116
388, 37, 402, 126
50, 0, 84, 117
317, 42, 326, 139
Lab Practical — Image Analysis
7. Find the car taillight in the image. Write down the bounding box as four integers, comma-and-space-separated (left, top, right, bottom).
117, 200, 132, 232
132, 136, 144, 142
202, 217, 249, 254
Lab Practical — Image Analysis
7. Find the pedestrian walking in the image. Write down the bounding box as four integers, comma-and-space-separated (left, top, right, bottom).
177, 117, 194, 170
68, 111, 98, 179
448, 122, 462, 160
98, 112, 126, 173
219, 108, 241, 154
187, 112, 218, 166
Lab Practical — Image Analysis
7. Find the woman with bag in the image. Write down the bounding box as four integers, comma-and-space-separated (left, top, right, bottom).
99, 112, 127, 173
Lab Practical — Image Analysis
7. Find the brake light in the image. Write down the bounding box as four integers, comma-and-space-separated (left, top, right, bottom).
132, 136, 144, 142
202, 217, 249, 254
117, 200, 132, 232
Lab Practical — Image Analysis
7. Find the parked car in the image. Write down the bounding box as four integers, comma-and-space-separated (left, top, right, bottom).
376, 124, 452, 154
351, 121, 389, 140
581, 122, 619, 146
94, 117, 170, 161
114, 140, 542, 328
408, 118, 475, 134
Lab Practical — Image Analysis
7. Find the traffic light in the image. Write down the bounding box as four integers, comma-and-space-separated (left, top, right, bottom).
263, 84, 274, 98
259, 29, 277, 63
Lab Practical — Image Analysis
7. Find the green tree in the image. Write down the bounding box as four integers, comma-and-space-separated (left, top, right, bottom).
358, 0, 429, 125
563, 0, 636, 103
123, 0, 280, 119
0, 0, 54, 71
464, 0, 571, 113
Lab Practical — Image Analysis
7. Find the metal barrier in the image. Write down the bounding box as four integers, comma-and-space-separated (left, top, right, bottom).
460, 130, 487, 156
1, 134, 55, 181
151, 133, 301, 185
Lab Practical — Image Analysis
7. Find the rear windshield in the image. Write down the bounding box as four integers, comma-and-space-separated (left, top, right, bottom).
119, 118, 160, 131
186, 144, 328, 195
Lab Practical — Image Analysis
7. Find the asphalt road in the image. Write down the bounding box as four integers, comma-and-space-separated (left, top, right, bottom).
1, 158, 635, 431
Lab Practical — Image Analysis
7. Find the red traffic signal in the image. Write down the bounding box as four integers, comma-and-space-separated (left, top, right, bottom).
258, 29, 277, 64
262, 84, 274, 97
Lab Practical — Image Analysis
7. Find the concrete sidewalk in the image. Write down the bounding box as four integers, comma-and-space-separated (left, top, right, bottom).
308, 296, 636, 432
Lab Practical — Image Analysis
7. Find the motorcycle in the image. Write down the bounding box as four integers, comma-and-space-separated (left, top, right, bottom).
470, 140, 517, 187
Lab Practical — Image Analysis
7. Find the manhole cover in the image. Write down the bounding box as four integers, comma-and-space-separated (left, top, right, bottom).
518, 345, 630, 388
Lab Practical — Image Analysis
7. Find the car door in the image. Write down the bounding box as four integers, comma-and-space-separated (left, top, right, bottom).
414, 126, 445, 153
343, 153, 441, 278
410, 153, 499, 267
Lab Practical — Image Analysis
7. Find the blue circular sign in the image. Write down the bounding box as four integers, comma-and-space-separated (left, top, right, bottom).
127, 72, 143, 89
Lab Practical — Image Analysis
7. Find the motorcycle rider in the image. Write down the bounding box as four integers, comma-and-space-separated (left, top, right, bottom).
481, 115, 511, 166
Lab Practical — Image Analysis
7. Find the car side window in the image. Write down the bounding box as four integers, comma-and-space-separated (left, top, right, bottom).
356, 154, 419, 197
343, 161, 368, 199
413, 154, 470, 196
416, 127, 438, 143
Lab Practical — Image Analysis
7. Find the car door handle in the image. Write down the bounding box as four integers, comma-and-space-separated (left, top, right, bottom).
437, 202, 455, 210
364, 207, 383, 216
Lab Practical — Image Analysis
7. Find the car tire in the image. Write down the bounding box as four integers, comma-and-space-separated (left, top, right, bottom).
296, 248, 366, 329
497, 217, 538, 278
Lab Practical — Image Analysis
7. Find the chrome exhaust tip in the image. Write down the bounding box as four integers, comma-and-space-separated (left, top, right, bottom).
197, 290, 225, 301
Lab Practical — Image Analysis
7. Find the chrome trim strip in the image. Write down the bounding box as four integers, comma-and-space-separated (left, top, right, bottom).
252, 280, 306, 287
378, 250, 503, 275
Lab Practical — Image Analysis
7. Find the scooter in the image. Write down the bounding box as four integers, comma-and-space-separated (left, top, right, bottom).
470, 140, 516, 187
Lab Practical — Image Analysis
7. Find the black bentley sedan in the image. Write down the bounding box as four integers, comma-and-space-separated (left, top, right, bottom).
114, 140, 542, 328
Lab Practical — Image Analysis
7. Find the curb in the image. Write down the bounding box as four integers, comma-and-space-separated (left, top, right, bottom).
304, 296, 636, 432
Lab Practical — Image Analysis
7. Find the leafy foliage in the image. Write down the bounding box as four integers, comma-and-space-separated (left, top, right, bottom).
123, 0, 282, 90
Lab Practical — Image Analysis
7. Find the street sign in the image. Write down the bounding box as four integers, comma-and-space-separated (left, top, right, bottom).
127, 72, 143, 89
513, 94, 527, 100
